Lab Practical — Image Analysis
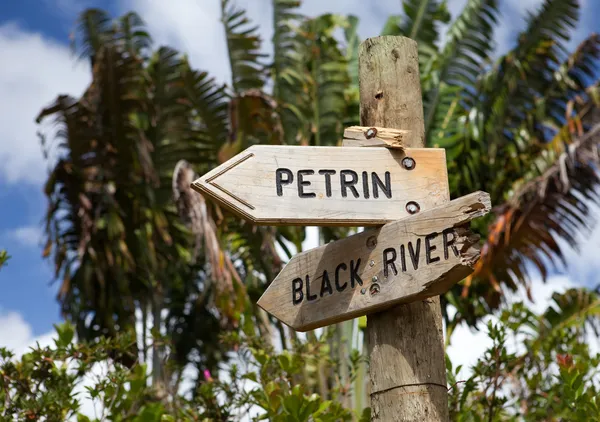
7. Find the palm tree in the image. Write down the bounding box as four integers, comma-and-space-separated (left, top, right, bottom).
37, 9, 251, 388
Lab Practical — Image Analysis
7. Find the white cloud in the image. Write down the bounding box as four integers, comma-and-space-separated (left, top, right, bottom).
126, 0, 232, 85
0, 23, 90, 185
0, 311, 37, 353
8, 225, 44, 248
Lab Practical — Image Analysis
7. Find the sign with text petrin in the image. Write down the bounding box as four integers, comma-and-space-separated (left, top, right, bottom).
275, 168, 392, 199
191, 145, 449, 226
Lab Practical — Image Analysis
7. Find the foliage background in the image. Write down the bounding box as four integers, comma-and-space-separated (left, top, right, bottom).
0, 0, 600, 420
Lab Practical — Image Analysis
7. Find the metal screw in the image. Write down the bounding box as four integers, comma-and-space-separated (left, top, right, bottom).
369, 283, 380, 295
366, 236, 377, 249
365, 127, 378, 139
360, 288, 367, 295
402, 156, 416, 170
371, 276, 378, 283
369, 260, 375, 267
406, 201, 420, 214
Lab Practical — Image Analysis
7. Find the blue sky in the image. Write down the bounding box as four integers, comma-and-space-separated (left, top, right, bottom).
0, 0, 599, 350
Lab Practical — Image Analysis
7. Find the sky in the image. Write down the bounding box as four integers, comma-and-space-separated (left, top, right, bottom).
0, 0, 599, 406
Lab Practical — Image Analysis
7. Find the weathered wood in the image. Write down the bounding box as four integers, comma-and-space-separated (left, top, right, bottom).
191, 145, 448, 226
359, 36, 451, 421
342, 126, 408, 149
359, 37, 426, 147
257, 192, 490, 331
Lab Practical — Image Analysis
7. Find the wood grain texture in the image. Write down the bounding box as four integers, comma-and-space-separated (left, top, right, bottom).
342, 126, 408, 148
359, 36, 425, 147
359, 35, 451, 421
257, 192, 490, 331
191, 145, 448, 226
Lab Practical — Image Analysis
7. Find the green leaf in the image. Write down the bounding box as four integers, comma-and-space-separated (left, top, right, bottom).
222, 0, 266, 92
54, 322, 75, 348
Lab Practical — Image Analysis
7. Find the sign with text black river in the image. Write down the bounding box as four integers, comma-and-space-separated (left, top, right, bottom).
256, 191, 491, 331
191, 145, 448, 226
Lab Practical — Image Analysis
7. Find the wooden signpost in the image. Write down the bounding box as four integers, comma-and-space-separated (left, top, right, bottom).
191, 36, 490, 421
191, 145, 449, 226
257, 191, 490, 331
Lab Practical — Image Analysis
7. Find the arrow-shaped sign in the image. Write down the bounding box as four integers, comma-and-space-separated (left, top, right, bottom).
257, 191, 491, 331
191, 145, 449, 226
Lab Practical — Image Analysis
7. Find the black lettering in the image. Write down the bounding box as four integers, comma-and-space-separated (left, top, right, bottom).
350, 259, 363, 287
292, 277, 303, 305
443, 229, 460, 259
306, 275, 317, 301
400, 244, 407, 272
383, 248, 398, 277
425, 233, 440, 264
276, 168, 293, 196
318, 170, 336, 197
340, 170, 360, 198
408, 239, 421, 270
335, 263, 348, 292
297, 170, 316, 198
372, 171, 392, 198
320, 270, 333, 297
362, 171, 370, 198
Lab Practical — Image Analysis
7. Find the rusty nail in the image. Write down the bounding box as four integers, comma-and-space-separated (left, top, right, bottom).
360, 288, 367, 295
365, 127, 378, 139
369, 283, 380, 295
406, 201, 420, 214
402, 156, 416, 170
366, 236, 377, 249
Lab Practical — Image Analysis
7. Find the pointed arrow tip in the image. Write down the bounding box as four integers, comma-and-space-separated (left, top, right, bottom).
257, 277, 303, 331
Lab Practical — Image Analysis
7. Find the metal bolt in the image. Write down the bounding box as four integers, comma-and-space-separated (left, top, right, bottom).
369, 260, 375, 267
402, 156, 416, 170
360, 288, 367, 295
371, 276, 378, 283
369, 283, 380, 295
365, 127, 378, 139
406, 201, 420, 214
366, 236, 377, 249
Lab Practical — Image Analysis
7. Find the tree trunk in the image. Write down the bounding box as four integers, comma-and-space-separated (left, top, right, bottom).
152, 289, 163, 386
359, 36, 450, 422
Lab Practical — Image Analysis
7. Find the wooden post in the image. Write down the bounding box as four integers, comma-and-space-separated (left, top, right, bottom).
360, 36, 450, 421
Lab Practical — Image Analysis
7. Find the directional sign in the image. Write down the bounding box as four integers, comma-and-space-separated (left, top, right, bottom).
191, 145, 449, 226
257, 191, 491, 331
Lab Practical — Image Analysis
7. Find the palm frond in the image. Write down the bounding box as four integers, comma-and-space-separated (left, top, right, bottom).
381, 0, 450, 75
342, 15, 361, 130
221, 0, 266, 93
271, 0, 309, 144
381, 0, 450, 46
465, 123, 600, 309
116, 11, 152, 56
425, 0, 498, 142
300, 14, 350, 146
179, 62, 230, 165
227, 89, 283, 153
448, 0, 582, 202
71, 8, 113, 64
542, 288, 600, 338
272, 0, 304, 98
